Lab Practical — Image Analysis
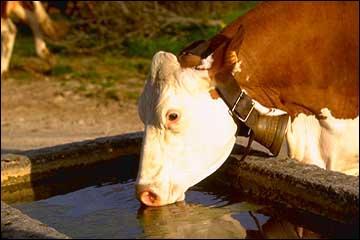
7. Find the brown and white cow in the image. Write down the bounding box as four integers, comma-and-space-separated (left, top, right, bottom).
1, 1, 62, 77
136, 2, 359, 206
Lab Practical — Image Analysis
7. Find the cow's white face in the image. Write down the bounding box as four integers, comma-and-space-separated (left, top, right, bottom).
136, 51, 237, 206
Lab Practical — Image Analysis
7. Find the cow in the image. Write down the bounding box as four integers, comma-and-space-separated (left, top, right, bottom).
1, 1, 63, 78
136, 1, 359, 207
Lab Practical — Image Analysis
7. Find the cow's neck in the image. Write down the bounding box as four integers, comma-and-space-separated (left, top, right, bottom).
215, 2, 359, 120
214, 63, 289, 157
235, 45, 358, 120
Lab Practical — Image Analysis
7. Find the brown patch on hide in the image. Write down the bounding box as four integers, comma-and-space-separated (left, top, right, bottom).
209, 89, 220, 99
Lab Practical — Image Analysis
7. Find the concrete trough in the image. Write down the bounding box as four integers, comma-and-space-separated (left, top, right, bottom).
212, 149, 359, 224
1, 201, 70, 239
1, 131, 359, 238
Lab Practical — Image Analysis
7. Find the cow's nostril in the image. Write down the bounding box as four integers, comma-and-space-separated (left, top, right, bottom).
139, 190, 159, 206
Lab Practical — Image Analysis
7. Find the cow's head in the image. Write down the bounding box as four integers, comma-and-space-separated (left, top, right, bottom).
136, 51, 238, 206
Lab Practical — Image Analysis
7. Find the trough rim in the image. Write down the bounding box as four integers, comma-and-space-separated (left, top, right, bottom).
1, 131, 359, 238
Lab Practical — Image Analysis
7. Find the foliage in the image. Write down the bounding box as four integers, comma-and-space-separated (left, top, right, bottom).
48, 1, 258, 56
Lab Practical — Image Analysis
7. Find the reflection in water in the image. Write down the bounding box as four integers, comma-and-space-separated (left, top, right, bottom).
11, 180, 324, 239
137, 201, 320, 239
138, 202, 254, 239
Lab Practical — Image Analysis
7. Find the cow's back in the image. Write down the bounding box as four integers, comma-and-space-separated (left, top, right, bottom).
214, 2, 359, 119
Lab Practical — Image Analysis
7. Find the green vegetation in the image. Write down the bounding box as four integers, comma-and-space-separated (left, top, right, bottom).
123, 25, 222, 58
51, 64, 74, 76
8, 2, 258, 104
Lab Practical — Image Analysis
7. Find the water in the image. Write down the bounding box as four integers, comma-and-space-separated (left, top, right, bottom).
12, 178, 319, 239
6, 154, 354, 238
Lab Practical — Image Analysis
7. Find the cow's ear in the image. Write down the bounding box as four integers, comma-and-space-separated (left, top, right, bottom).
177, 25, 244, 71
177, 34, 232, 68
178, 40, 210, 68
179, 40, 209, 57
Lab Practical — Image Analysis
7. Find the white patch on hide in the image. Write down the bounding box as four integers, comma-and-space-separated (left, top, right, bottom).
286, 108, 359, 176
231, 60, 242, 76
251, 99, 288, 116
195, 54, 214, 70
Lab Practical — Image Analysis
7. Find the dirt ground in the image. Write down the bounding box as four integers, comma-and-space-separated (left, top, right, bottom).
1, 76, 144, 154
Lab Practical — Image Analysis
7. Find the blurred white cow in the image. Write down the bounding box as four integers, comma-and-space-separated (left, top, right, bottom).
1, 1, 61, 78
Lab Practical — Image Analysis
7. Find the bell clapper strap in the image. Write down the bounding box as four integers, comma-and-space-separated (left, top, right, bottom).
230, 90, 255, 161
239, 130, 255, 161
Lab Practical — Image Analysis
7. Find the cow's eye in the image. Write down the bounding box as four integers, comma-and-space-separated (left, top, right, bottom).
169, 113, 178, 121
166, 110, 180, 123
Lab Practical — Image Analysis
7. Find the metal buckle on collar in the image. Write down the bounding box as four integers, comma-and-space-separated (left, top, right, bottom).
228, 90, 255, 122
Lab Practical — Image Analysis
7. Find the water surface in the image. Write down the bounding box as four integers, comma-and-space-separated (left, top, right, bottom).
13, 178, 306, 239
9, 153, 347, 239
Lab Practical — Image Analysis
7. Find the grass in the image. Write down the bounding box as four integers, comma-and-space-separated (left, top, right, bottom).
51, 65, 74, 76
123, 26, 221, 58
7, 3, 258, 104
123, 2, 259, 57
9, 35, 149, 105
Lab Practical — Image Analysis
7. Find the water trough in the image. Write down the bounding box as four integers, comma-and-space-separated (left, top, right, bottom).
1, 131, 358, 238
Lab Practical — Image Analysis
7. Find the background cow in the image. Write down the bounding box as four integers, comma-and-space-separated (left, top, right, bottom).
1, 1, 65, 78
136, 2, 359, 207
